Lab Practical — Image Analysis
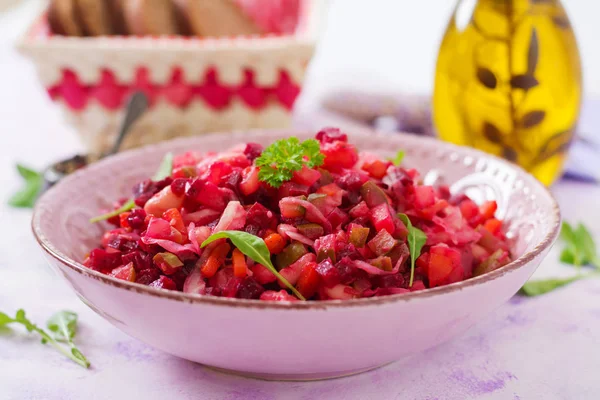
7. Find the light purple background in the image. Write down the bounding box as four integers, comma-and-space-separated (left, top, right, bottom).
1, 30, 600, 399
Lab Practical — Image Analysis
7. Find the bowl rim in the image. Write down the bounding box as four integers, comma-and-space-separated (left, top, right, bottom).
32, 129, 561, 310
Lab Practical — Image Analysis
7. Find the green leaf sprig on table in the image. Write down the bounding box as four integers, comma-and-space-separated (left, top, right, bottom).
521, 221, 600, 296
255, 138, 325, 188
398, 213, 427, 287
201, 230, 306, 300
0, 310, 90, 368
90, 152, 173, 223
8, 164, 43, 208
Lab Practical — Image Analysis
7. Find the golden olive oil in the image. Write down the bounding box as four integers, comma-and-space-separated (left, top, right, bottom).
433, 0, 582, 185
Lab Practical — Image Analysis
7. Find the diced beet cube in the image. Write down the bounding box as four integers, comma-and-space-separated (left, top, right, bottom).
149, 276, 177, 290
246, 202, 277, 232
85, 248, 122, 273
321, 141, 359, 171
316, 127, 348, 143
244, 143, 263, 160
136, 268, 161, 285
278, 182, 310, 199
336, 169, 369, 191
170, 178, 188, 197
251, 263, 277, 284
315, 259, 341, 287
414, 186, 436, 209
205, 161, 233, 185
459, 199, 480, 220
349, 201, 370, 218
327, 208, 349, 230
368, 229, 397, 256
122, 250, 152, 272
127, 208, 147, 230
370, 203, 395, 234
292, 165, 321, 186
372, 273, 404, 288
186, 180, 231, 211
335, 257, 358, 285
222, 276, 243, 298
236, 277, 265, 299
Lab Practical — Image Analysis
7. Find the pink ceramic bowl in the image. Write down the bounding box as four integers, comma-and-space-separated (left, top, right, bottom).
32, 129, 560, 380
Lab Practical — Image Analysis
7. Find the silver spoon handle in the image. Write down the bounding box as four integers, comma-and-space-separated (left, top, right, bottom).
108, 91, 149, 156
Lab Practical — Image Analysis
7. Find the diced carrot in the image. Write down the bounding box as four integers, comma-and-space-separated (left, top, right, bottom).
265, 233, 286, 254
119, 212, 131, 230
484, 218, 502, 235
428, 253, 453, 287
163, 208, 186, 235
232, 248, 248, 278
480, 200, 498, 220
296, 262, 320, 299
200, 243, 231, 278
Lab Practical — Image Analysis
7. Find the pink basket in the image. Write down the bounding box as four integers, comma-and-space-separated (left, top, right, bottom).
18, 0, 321, 154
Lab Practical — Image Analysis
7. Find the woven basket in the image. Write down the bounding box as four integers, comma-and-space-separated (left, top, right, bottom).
18, 0, 321, 154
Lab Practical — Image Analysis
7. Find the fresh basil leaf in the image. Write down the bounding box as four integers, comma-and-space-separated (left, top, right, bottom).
559, 248, 575, 265
47, 311, 78, 341
9, 164, 43, 208
389, 150, 405, 166
520, 275, 587, 296
201, 230, 306, 300
575, 224, 599, 268
16, 164, 41, 180
90, 199, 136, 223
152, 152, 174, 181
0, 312, 13, 326
71, 348, 90, 367
398, 213, 427, 287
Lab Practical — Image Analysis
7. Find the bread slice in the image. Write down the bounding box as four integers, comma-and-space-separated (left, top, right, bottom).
123, 0, 179, 36
107, 0, 128, 35
47, 0, 83, 36
172, 0, 262, 37
74, 0, 113, 36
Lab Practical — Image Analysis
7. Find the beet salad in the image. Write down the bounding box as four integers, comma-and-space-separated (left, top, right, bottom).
84, 128, 513, 301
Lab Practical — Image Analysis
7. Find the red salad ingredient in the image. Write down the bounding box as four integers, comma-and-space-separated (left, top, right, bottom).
84, 128, 513, 301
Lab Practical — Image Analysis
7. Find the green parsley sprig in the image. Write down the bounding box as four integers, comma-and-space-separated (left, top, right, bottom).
521, 221, 600, 296
256, 138, 325, 188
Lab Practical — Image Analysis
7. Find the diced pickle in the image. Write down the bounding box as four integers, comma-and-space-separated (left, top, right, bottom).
349, 226, 370, 248
275, 241, 308, 270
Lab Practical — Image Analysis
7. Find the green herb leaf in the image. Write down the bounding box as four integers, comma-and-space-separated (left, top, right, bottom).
47, 311, 78, 341
8, 164, 43, 208
520, 274, 591, 297
89, 199, 136, 223
256, 138, 325, 188
575, 224, 600, 268
398, 213, 427, 287
152, 152, 174, 181
0, 312, 14, 325
389, 150, 405, 166
559, 221, 599, 268
201, 230, 306, 300
0, 309, 90, 368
